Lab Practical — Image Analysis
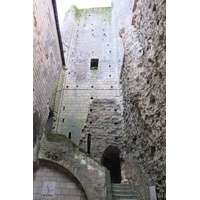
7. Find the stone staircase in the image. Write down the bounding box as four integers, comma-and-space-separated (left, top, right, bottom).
112, 183, 139, 200
38, 134, 112, 200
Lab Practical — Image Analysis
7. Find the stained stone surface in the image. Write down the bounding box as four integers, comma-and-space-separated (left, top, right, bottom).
119, 0, 166, 199
53, 6, 123, 144
33, 0, 63, 146
38, 134, 109, 200
33, 0, 166, 200
79, 99, 125, 163
41, 181, 56, 195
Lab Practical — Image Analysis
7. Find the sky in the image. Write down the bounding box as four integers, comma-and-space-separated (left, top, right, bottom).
56, 0, 112, 27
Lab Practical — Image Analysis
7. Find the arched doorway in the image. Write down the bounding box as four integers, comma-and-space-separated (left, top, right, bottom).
101, 146, 121, 183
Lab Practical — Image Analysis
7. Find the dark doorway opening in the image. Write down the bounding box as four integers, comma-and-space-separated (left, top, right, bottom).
101, 146, 121, 183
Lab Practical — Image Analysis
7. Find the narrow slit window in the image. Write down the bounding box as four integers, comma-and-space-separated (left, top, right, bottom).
87, 133, 91, 155
68, 132, 71, 139
90, 59, 99, 70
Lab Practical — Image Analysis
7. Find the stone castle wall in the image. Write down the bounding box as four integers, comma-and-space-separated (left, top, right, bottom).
61, 6, 77, 66
79, 99, 125, 163
53, 6, 123, 145
33, 0, 166, 199
33, 0, 64, 146
119, 0, 166, 199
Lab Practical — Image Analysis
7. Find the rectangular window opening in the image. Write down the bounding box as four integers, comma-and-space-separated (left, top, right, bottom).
90, 59, 99, 70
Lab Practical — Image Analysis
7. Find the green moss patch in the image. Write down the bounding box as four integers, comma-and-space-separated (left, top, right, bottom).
72, 6, 112, 23
72, 5, 81, 19
46, 134, 67, 142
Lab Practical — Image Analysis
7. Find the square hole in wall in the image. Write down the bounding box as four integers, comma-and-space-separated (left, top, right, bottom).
90, 59, 99, 70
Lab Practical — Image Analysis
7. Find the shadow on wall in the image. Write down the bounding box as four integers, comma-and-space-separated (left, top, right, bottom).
45, 108, 54, 134
33, 110, 42, 146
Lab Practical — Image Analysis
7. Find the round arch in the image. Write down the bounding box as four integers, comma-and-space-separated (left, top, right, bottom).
37, 158, 93, 200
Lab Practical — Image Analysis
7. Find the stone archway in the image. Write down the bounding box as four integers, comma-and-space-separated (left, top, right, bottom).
33, 159, 88, 200
101, 146, 122, 183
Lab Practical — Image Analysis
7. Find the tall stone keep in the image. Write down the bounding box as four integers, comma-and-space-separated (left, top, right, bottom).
53, 6, 124, 146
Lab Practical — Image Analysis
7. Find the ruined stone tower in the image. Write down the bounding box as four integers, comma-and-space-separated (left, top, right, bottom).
33, 0, 166, 200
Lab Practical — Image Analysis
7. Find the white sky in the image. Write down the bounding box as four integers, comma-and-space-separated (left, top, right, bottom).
56, 0, 112, 27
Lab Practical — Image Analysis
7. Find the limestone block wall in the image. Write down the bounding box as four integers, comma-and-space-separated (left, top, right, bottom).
33, 0, 63, 146
119, 0, 166, 199
33, 160, 87, 200
112, 0, 135, 88
61, 6, 77, 66
112, 0, 135, 31
54, 6, 123, 145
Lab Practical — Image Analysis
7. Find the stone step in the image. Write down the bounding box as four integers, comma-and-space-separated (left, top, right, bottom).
112, 184, 132, 188
112, 183, 131, 186
112, 189, 135, 192
113, 194, 137, 198
112, 190, 137, 196
114, 199, 138, 200
112, 186, 134, 191
113, 198, 138, 200
113, 196, 138, 200
111, 183, 139, 200
112, 186, 132, 191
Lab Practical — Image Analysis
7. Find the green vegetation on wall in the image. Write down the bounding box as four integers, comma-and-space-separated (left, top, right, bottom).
100, 7, 112, 16
71, 5, 112, 23
91, 69, 98, 78
72, 5, 81, 19
52, 72, 65, 112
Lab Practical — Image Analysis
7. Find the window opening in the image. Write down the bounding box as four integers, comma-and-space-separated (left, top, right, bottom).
90, 59, 99, 70
68, 132, 71, 139
87, 133, 91, 155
